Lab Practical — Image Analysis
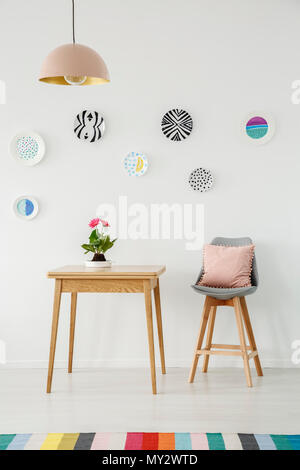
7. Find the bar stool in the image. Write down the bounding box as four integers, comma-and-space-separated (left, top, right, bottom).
189, 237, 263, 387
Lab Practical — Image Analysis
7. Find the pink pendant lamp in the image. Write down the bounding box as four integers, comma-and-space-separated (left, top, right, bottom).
39, 0, 109, 86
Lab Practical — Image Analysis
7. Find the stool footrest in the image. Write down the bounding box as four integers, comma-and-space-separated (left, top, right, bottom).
196, 344, 259, 360
211, 343, 251, 351
197, 348, 243, 357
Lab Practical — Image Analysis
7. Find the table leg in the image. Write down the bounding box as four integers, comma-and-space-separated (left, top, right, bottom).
144, 280, 157, 394
46, 279, 62, 393
68, 292, 77, 373
153, 279, 166, 374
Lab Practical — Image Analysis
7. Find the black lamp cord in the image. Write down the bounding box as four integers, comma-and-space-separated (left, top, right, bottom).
72, 0, 75, 44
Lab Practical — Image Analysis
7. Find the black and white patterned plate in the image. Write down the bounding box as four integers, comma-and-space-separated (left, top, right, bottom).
74, 110, 105, 142
189, 168, 213, 192
161, 109, 193, 141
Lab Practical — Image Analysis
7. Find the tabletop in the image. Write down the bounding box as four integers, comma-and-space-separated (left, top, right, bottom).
48, 265, 166, 279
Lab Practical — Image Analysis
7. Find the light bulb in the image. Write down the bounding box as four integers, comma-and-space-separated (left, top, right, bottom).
64, 75, 87, 85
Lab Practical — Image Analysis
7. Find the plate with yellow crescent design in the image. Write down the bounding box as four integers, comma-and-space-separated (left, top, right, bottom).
124, 152, 148, 176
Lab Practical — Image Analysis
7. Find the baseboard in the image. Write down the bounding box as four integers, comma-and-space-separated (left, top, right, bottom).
0, 358, 295, 369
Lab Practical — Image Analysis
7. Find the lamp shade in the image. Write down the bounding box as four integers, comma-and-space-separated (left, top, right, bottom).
39, 43, 110, 85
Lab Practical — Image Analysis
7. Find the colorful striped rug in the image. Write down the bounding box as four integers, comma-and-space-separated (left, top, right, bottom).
0, 433, 299, 450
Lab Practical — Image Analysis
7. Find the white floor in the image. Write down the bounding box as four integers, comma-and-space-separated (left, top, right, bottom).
0, 367, 299, 434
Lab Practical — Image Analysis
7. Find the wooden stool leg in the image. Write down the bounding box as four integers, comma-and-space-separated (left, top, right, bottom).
188, 296, 211, 383
202, 306, 217, 373
68, 292, 78, 373
240, 297, 263, 377
47, 280, 62, 393
233, 297, 252, 387
144, 280, 157, 394
153, 279, 166, 374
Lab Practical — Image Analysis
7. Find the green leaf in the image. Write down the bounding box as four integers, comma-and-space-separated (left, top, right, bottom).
81, 243, 95, 253
89, 229, 99, 244
101, 235, 116, 253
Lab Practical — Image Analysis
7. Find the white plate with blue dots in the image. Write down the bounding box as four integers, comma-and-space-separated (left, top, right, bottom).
124, 152, 148, 176
10, 131, 45, 166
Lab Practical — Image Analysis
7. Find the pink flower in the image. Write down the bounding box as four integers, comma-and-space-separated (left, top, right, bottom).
100, 218, 110, 227
89, 218, 100, 228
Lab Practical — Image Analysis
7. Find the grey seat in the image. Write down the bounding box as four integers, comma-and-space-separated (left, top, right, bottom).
192, 237, 258, 300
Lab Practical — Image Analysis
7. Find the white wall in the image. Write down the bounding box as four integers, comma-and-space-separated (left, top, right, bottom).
1, 0, 299, 370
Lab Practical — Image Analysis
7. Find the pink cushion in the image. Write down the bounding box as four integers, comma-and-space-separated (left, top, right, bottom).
198, 244, 255, 288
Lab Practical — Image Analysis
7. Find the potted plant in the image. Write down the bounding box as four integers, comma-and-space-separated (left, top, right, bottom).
82, 217, 117, 267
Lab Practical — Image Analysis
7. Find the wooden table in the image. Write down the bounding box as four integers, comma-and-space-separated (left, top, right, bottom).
47, 265, 166, 394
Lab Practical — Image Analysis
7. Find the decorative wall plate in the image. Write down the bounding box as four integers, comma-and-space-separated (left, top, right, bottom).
189, 168, 213, 192
10, 132, 45, 166
74, 110, 105, 142
242, 112, 275, 145
13, 196, 39, 220
124, 152, 148, 176
161, 109, 193, 141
